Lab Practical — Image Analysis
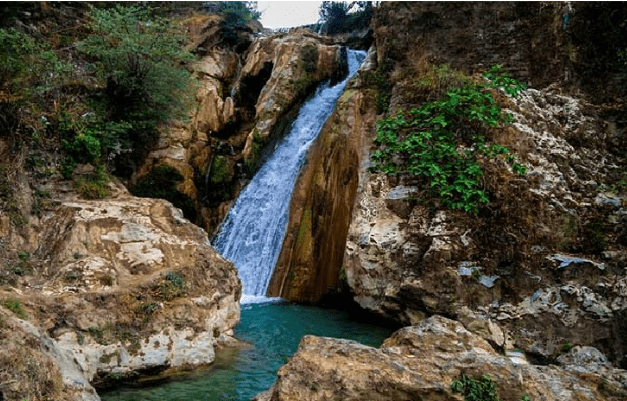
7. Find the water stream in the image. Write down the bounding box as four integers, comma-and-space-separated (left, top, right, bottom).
101, 50, 383, 401
212, 49, 366, 303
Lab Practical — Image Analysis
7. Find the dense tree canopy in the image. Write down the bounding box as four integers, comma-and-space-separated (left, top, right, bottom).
318, 1, 374, 35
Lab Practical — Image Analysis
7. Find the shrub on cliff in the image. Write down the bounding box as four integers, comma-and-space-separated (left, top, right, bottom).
370, 65, 527, 214
76, 4, 196, 175
0, 27, 68, 136
205, 1, 261, 44
319, 1, 374, 35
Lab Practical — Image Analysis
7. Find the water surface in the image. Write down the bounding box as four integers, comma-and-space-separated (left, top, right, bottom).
101, 301, 394, 401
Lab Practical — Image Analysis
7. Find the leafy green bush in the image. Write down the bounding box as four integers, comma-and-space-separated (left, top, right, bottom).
77, 4, 196, 171
451, 374, 501, 401
0, 28, 68, 136
160, 271, 186, 300
205, 2, 261, 45
370, 65, 527, 213
319, 1, 374, 35
205, 1, 262, 20
483, 65, 527, 97
319, 1, 350, 35
0, 28, 67, 97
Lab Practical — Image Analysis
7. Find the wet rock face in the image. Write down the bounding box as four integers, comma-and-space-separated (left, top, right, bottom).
0, 188, 241, 394
256, 316, 627, 401
268, 77, 378, 302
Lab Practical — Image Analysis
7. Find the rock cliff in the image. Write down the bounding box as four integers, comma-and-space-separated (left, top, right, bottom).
132, 16, 349, 236
268, 73, 377, 301
276, 1, 627, 372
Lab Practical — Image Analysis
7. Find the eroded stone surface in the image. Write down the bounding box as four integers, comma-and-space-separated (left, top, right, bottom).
257, 316, 627, 401
133, 26, 349, 236
0, 189, 241, 396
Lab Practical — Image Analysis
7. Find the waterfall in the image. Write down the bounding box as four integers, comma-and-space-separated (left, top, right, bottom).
213, 49, 366, 304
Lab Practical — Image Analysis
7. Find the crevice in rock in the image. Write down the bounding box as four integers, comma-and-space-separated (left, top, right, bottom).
92, 364, 169, 391
236, 61, 273, 120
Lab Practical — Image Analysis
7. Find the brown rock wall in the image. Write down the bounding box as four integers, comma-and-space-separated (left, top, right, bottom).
268, 83, 377, 302
133, 26, 349, 236
374, 2, 627, 101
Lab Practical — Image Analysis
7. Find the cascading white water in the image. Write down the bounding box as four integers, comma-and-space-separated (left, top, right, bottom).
213, 49, 366, 304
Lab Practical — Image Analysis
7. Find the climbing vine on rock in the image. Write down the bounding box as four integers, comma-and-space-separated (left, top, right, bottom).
370, 65, 527, 214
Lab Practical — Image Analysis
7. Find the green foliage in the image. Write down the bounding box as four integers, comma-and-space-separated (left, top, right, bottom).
211, 156, 230, 184
1, 297, 26, 319
207, 1, 262, 44
451, 374, 501, 401
165, 271, 185, 288
0, 28, 67, 97
0, 27, 68, 139
370, 65, 527, 214
137, 302, 160, 320
205, 1, 261, 20
415, 64, 470, 91
78, 4, 196, 169
362, 60, 393, 114
160, 271, 186, 300
319, 1, 373, 35
561, 342, 573, 353
483, 65, 528, 97
319, 2, 349, 35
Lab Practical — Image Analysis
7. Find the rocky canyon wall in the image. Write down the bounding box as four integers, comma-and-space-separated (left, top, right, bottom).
0, 176, 241, 400
132, 16, 350, 236
276, 1, 627, 371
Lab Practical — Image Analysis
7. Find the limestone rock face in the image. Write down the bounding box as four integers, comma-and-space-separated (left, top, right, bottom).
238, 32, 348, 163
320, 2, 627, 367
0, 308, 99, 401
257, 316, 627, 401
343, 82, 627, 363
0, 188, 241, 395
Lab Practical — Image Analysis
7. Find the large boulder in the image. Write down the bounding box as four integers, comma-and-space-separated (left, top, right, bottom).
256, 316, 627, 401
0, 185, 241, 397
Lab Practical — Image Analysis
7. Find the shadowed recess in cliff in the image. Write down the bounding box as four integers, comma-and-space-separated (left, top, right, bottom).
213, 49, 366, 303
